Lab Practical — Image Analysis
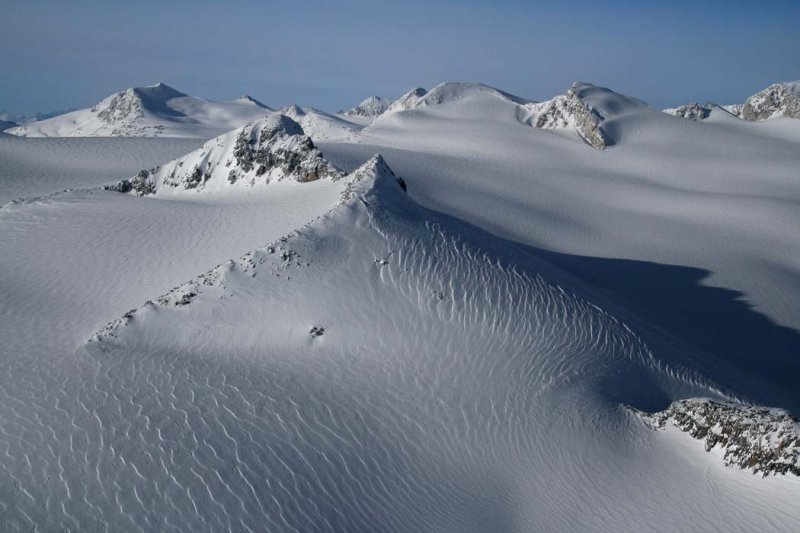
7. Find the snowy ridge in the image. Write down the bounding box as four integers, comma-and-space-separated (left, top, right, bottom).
385, 82, 530, 116
114, 114, 342, 195
279, 104, 363, 141
7, 83, 272, 138
384, 87, 428, 113
722, 103, 744, 117
633, 399, 800, 476
228, 95, 271, 108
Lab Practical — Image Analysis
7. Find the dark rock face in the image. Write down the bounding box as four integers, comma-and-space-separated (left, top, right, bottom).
633, 399, 800, 477
231, 118, 336, 184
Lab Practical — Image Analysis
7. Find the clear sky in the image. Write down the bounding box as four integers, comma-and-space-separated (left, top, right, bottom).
1, 0, 798, 115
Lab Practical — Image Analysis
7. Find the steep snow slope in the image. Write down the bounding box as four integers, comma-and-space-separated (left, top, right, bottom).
7, 83, 271, 138
117, 115, 342, 196
33, 156, 789, 532
0, 134, 200, 203
319, 82, 800, 410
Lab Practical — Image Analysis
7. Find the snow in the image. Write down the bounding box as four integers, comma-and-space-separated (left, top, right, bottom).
228, 95, 271, 109
0, 134, 200, 204
279, 104, 363, 141
7, 83, 272, 138
1, 79, 800, 531
384, 86, 428, 113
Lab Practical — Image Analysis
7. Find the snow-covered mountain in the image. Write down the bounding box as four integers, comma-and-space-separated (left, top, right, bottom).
2, 78, 800, 532
116, 114, 342, 195
664, 81, 800, 122
383, 82, 529, 116
7, 83, 272, 138
343, 95, 392, 118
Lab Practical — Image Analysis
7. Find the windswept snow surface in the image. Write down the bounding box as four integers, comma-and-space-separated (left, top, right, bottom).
0, 134, 200, 203
1, 80, 800, 531
7, 83, 272, 138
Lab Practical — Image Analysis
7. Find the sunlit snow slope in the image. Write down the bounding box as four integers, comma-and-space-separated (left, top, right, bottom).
41, 156, 796, 531
321, 82, 800, 412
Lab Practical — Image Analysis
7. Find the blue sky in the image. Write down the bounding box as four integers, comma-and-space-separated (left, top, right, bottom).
1, 0, 798, 114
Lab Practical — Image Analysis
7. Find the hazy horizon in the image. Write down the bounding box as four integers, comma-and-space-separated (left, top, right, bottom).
2, 0, 799, 115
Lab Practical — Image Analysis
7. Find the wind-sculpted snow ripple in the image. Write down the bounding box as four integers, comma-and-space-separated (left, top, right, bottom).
1, 157, 797, 531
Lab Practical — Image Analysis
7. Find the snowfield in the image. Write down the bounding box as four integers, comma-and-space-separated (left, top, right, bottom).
0, 80, 799, 532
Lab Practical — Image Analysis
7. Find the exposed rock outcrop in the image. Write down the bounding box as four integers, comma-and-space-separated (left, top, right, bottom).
663, 103, 712, 121
529, 83, 610, 150
633, 398, 800, 477
114, 114, 342, 195
741, 82, 800, 121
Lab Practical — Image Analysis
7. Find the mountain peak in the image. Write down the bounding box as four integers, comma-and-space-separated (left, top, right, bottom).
231, 95, 270, 108
280, 104, 306, 118
132, 82, 187, 101
344, 96, 392, 118
115, 113, 340, 195
385, 87, 428, 114
340, 154, 407, 204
